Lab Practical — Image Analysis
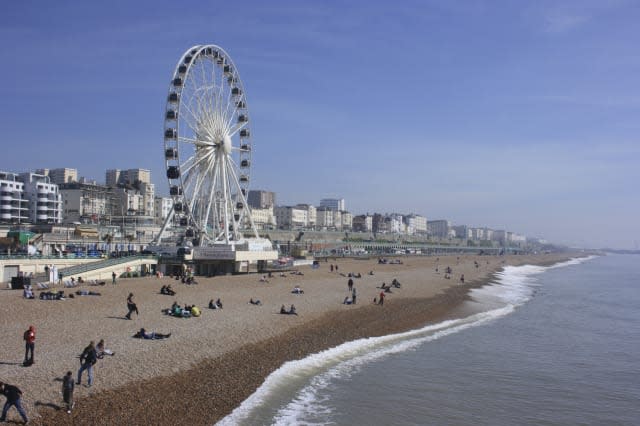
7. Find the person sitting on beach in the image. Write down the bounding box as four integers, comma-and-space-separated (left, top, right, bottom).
190, 305, 201, 317
343, 296, 352, 305
369, 270, 374, 275
288, 304, 298, 315
291, 285, 304, 294
279, 272, 286, 277
134, 328, 171, 340
249, 298, 262, 306
23, 286, 35, 299
280, 304, 287, 314
354, 272, 362, 278
181, 305, 192, 317
259, 275, 269, 283
96, 339, 115, 358
384, 286, 393, 293
77, 276, 84, 284
170, 301, 181, 316
209, 298, 223, 309
391, 278, 401, 288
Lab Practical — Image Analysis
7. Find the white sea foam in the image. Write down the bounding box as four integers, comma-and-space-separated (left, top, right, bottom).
216, 256, 596, 426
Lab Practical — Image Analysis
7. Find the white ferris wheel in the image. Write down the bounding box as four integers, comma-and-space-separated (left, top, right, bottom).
159, 45, 260, 246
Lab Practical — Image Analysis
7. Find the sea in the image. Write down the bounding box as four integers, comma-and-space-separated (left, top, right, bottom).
218, 254, 640, 425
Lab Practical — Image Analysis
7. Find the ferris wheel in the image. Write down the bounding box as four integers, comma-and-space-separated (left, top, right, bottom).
162, 45, 259, 246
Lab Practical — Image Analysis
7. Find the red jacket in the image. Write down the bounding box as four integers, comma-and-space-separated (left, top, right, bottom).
24, 327, 35, 344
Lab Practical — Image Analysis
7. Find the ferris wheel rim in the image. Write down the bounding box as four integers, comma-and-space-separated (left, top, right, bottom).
163, 44, 256, 245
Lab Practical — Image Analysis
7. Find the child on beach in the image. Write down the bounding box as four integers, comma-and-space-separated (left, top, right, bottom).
62, 371, 74, 413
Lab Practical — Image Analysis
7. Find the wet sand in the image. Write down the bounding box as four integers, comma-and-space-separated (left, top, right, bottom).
0, 253, 577, 425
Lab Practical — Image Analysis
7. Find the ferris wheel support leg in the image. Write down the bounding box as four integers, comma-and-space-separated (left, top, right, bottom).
152, 208, 175, 245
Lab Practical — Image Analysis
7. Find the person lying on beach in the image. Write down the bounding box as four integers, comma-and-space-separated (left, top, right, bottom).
369, 270, 374, 275
249, 298, 262, 305
133, 328, 171, 340
39, 291, 65, 300
291, 285, 304, 294
209, 298, 223, 309
75, 290, 101, 296
96, 339, 115, 358
279, 272, 286, 277
259, 275, 269, 283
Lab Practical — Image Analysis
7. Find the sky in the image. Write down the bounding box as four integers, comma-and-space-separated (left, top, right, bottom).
1, 0, 639, 249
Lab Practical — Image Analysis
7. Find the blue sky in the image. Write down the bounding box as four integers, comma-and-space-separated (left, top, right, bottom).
1, 1, 638, 249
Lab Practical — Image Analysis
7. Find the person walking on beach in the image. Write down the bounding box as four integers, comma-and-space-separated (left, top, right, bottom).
77, 341, 98, 387
378, 291, 385, 306
23, 325, 35, 366
352, 287, 357, 305
62, 371, 74, 413
0, 381, 29, 424
348, 278, 353, 292
125, 293, 138, 320
112, 271, 117, 285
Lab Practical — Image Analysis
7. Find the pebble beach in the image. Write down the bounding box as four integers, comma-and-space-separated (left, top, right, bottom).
0, 253, 576, 425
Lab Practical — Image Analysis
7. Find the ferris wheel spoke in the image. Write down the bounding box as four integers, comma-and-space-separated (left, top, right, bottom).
201, 157, 218, 231
228, 121, 248, 138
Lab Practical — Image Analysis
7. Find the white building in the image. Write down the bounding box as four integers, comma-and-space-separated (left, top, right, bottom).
316, 207, 335, 230
341, 211, 353, 231
35, 168, 78, 185
0, 171, 28, 223
296, 204, 316, 229
319, 198, 345, 211
59, 182, 113, 224
275, 206, 308, 229
20, 172, 62, 224
405, 214, 427, 235
154, 196, 173, 223
387, 214, 404, 234
249, 206, 277, 230
106, 168, 151, 187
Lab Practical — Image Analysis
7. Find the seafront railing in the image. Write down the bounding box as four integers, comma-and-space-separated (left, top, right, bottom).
56, 255, 158, 278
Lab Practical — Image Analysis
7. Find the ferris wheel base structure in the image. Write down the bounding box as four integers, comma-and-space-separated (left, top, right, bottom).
152, 239, 278, 275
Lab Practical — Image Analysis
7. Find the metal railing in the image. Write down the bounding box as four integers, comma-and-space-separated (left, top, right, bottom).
56, 255, 158, 278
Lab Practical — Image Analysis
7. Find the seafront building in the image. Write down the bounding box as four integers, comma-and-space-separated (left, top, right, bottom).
19, 173, 62, 224
59, 182, 114, 224
248, 190, 276, 209
249, 207, 276, 230
0, 171, 29, 223
428, 220, 452, 238
405, 214, 428, 235
35, 168, 78, 185
319, 198, 345, 211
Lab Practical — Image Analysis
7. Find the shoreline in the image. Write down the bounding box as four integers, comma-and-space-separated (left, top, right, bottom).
39, 281, 486, 425
0, 253, 580, 425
